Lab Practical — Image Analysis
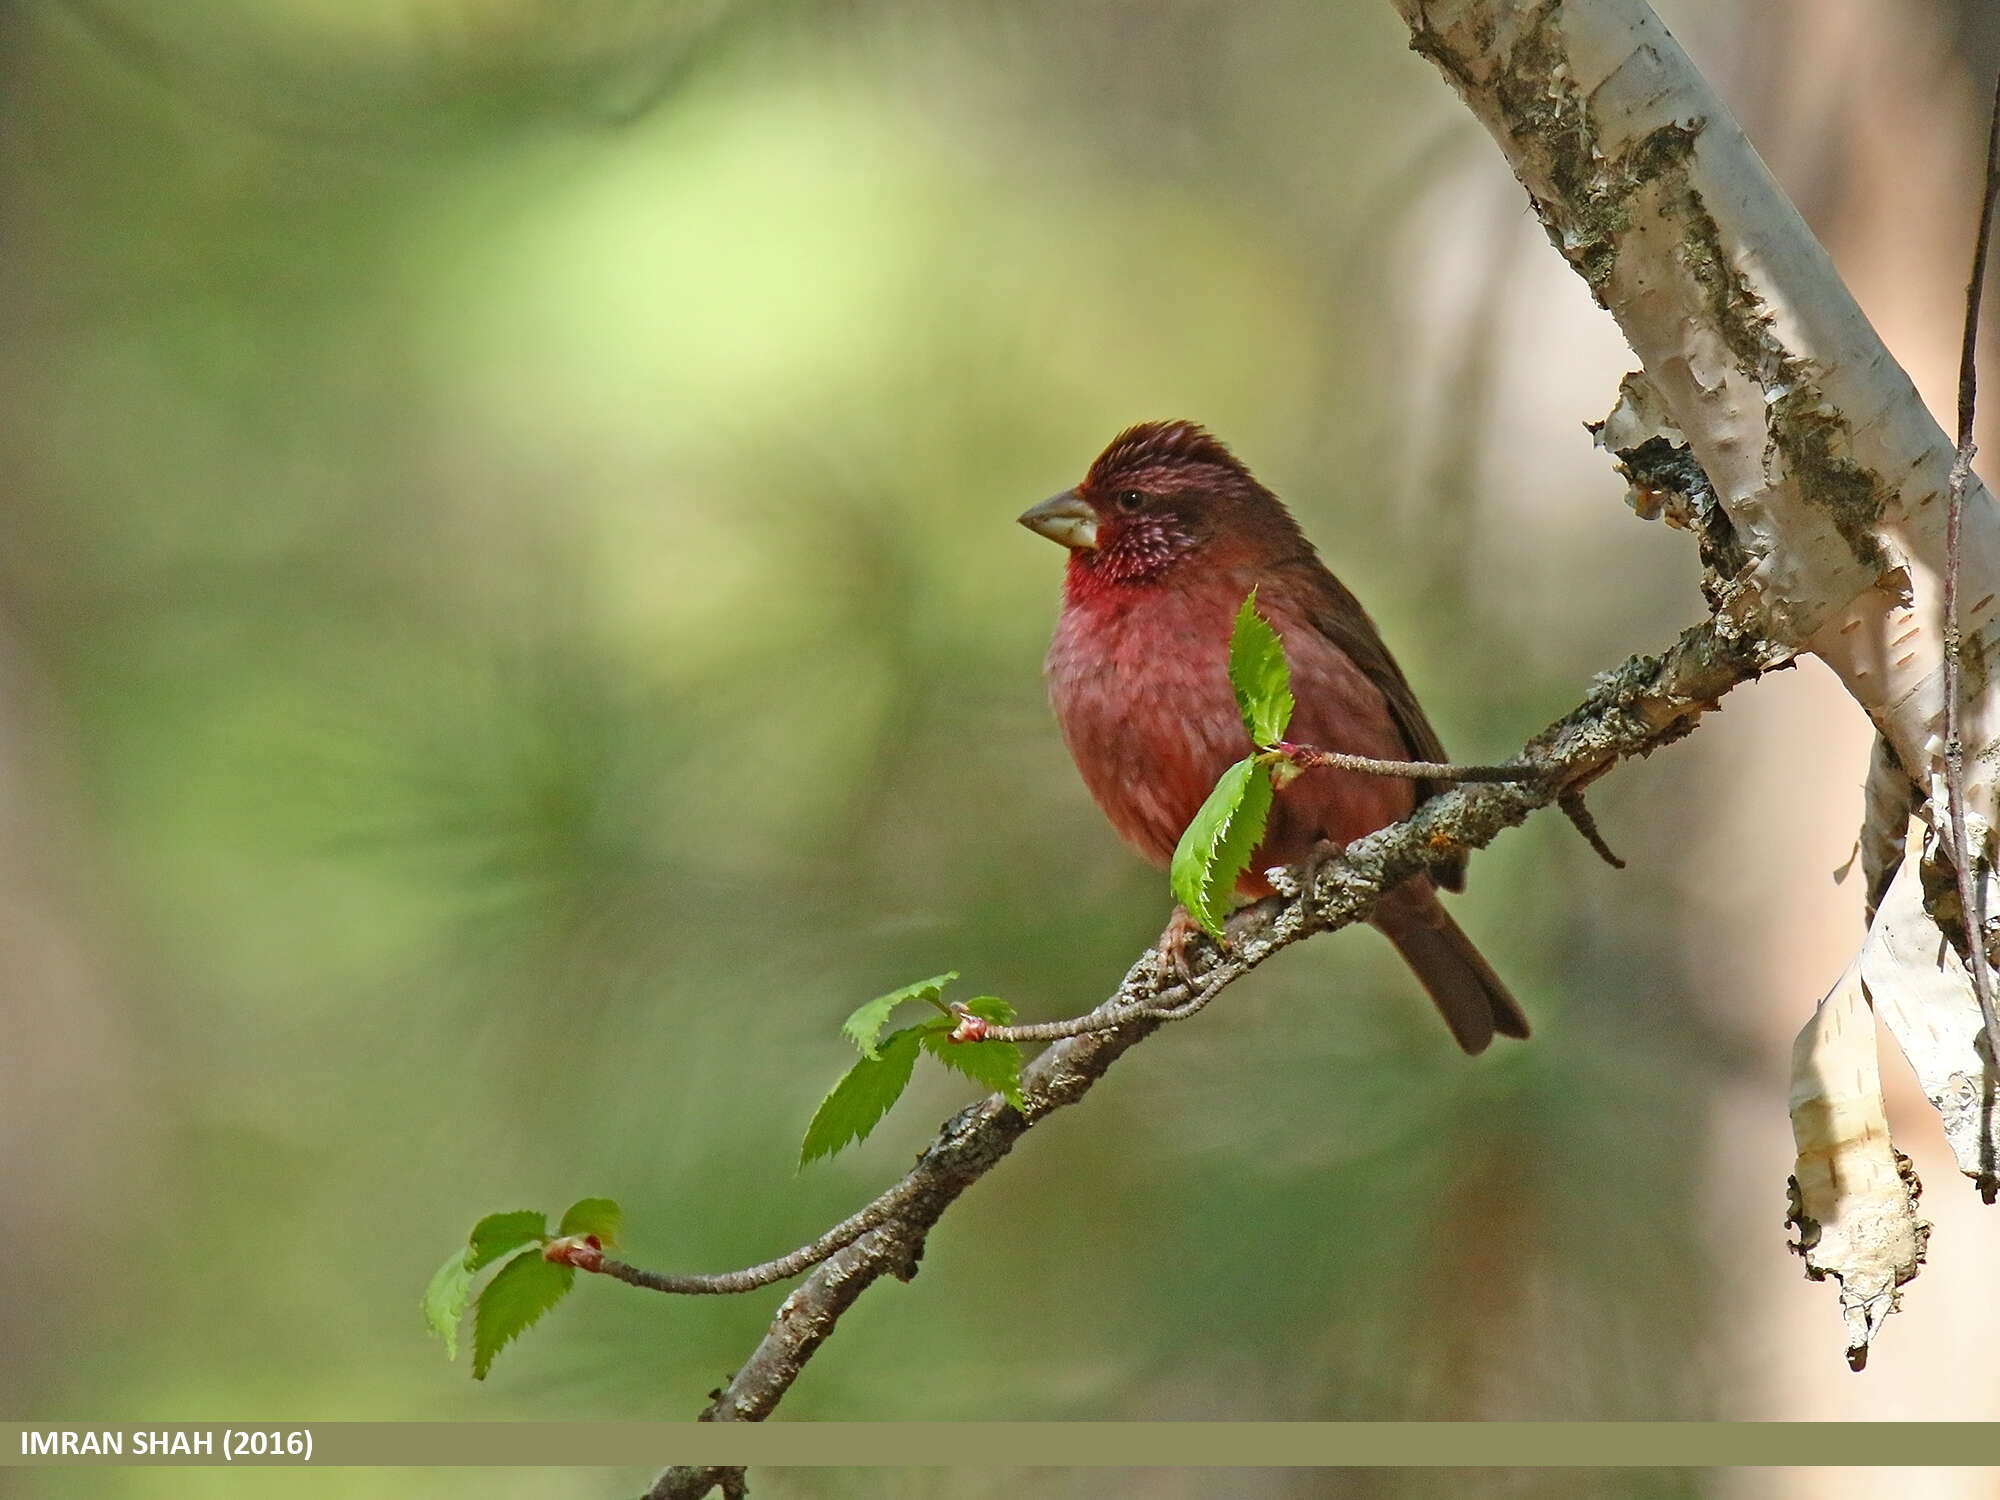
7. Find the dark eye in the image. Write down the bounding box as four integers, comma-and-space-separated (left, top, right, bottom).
1115, 489, 1145, 513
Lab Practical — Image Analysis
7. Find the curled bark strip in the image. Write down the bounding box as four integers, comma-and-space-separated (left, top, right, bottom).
1861, 852, 2000, 1202
1843, 732, 1915, 926
1787, 959, 1929, 1371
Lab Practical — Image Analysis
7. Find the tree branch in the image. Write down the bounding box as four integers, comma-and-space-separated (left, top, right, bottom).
1942, 64, 2000, 1070
1269, 742, 1538, 782
635, 613, 1783, 1500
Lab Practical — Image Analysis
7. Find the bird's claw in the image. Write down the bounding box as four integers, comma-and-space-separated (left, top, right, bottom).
1157, 906, 1208, 986
1300, 837, 1347, 897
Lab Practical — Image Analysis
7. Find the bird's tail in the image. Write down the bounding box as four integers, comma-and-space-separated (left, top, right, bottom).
1374, 881, 1530, 1055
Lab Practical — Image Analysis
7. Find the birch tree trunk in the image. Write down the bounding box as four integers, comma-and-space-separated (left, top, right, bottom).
1393, 0, 2000, 1365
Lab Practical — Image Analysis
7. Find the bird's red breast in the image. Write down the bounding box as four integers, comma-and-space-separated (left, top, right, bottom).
1045, 551, 1417, 893
1023, 420, 1447, 894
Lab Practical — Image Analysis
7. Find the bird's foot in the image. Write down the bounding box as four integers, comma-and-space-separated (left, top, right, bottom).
1156, 905, 1207, 986
1299, 837, 1349, 900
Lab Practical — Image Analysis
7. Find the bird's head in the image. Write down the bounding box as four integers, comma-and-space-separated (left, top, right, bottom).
1018, 420, 1307, 588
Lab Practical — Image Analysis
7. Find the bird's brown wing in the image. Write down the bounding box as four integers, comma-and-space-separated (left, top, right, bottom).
1273, 554, 1466, 892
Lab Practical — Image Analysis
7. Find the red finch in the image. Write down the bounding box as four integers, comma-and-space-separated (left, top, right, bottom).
1021, 420, 1528, 1054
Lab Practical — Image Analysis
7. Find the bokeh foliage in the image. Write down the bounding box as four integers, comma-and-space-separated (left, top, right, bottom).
2, 2, 1743, 1496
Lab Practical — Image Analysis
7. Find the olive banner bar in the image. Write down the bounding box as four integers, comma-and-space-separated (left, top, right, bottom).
4, 1422, 1999, 1468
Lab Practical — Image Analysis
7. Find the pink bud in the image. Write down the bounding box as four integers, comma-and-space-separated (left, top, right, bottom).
543, 1235, 605, 1271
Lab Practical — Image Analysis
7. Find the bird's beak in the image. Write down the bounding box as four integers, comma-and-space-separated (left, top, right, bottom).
1018, 490, 1098, 551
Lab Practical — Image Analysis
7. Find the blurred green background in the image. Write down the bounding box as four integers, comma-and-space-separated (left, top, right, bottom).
6, 1, 2000, 1498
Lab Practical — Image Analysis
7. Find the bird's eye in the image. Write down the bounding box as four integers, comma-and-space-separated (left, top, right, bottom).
1116, 489, 1145, 513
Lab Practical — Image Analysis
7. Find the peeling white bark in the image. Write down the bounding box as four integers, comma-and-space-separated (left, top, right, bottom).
1855, 732, 1915, 925
1397, 0, 1999, 1362
1788, 957, 1928, 1371
1862, 852, 2000, 1195
1400, 0, 2000, 765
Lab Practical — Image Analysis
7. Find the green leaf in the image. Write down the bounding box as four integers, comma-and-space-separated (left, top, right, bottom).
467, 1210, 548, 1273
471, 1250, 576, 1380
919, 1003, 1025, 1110
557, 1197, 622, 1246
1229, 590, 1294, 747
1169, 756, 1275, 938
423, 1248, 477, 1362
841, 972, 959, 1058
800, 1025, 925, 1166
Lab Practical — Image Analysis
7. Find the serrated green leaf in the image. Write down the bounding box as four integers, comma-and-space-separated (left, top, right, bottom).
840, 972, 960, 1058
557, 1197, 622, 1246
1169, 757, 1275, 938
919, 1020, 1025, 1110
467, 1210, 548, 1273
1229, 590, 1294, 747
471, 1250, 576, 1380
423, 1248, 476, 1361
800, 1025, 925, 1167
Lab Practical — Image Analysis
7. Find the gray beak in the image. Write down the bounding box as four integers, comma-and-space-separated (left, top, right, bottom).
1018, 490, 1099, 551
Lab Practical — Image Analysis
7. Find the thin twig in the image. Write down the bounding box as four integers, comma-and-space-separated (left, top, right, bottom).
1943, 66, 2000, 1070
1275, 740, 1540, 783
1557, 787, 1627, 870
583, 1223, 881, 1295
973, 965, 1239, 1044
1276, 739, 1622, 868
